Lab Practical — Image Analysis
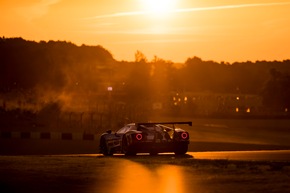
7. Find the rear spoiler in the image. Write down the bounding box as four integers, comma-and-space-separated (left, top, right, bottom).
137, 121, 192, 127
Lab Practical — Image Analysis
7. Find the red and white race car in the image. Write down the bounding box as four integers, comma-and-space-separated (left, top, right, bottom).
99, 121, 191, 156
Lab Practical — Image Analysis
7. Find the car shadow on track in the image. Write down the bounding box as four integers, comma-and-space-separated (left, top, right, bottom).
97, 153, 194, 164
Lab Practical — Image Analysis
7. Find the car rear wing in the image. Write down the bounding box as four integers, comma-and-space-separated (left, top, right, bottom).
137, 121, 192, 127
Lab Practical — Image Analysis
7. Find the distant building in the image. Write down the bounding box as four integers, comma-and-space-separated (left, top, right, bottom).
169, 92, 264, 117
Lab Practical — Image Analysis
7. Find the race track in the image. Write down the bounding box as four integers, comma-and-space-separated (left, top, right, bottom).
1, 151, 290, 193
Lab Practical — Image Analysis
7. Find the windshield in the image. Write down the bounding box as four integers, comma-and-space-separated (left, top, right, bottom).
116, 125, 136, 134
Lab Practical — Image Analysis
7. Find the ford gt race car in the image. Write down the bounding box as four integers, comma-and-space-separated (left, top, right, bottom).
99, 121, 192, 156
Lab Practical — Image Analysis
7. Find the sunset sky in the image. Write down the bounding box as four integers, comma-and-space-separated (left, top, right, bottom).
1, 0, 290, 62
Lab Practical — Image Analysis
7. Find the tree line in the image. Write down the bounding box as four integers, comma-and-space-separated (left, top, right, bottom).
1, 37, 290, 112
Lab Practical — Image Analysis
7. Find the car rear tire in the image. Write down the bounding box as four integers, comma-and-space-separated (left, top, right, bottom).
174, 144, 188, 155
122, 136, 136, 156
100, 137, 112, 156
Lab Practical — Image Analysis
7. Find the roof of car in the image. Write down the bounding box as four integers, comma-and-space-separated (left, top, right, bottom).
136, 122, 192, 126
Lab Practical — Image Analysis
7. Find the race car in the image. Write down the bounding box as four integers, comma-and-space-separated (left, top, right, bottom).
99, 121, 192, 156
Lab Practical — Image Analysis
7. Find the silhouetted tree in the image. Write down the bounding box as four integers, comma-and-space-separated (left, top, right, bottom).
261, 68, 290, 110
149, 56, 173, 97
134, 50, 147, 63
124, 59, 151, 103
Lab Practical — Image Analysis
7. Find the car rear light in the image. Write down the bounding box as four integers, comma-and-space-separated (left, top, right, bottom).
136, 133, 143, 141
181, 132, 188, 139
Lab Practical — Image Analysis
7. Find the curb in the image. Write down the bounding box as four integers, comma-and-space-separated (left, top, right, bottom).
0, 131, 98, 141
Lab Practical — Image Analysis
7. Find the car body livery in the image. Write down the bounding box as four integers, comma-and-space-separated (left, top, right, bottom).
99, 121, 192, 156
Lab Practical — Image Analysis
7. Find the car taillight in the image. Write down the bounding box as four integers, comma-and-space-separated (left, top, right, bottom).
181, 132, 188, 140
136, 133, 143, 141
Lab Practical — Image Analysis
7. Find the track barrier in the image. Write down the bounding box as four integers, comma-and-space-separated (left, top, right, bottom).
0, 131, 97, 141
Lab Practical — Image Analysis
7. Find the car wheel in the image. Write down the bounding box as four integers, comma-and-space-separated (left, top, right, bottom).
100, 137, 112, 156
122, 136, 136, 156
174, 144, 188, 155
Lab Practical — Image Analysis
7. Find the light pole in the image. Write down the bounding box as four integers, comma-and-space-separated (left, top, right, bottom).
107, 86, 113, 129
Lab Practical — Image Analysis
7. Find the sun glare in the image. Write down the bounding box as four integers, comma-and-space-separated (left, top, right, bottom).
140, 0, 177, 17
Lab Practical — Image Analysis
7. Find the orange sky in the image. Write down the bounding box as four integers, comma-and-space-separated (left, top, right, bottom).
1, 0, 290, 62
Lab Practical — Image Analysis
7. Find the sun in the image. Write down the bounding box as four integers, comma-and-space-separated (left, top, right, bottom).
140, 0, 177, 17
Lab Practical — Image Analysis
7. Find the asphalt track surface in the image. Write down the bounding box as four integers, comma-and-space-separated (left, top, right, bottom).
65, 150, 290, 161
190, 150, 290, 161
1, 151, 290, 193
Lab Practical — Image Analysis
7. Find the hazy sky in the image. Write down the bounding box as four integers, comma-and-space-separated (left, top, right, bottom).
1, 0, 290, 62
